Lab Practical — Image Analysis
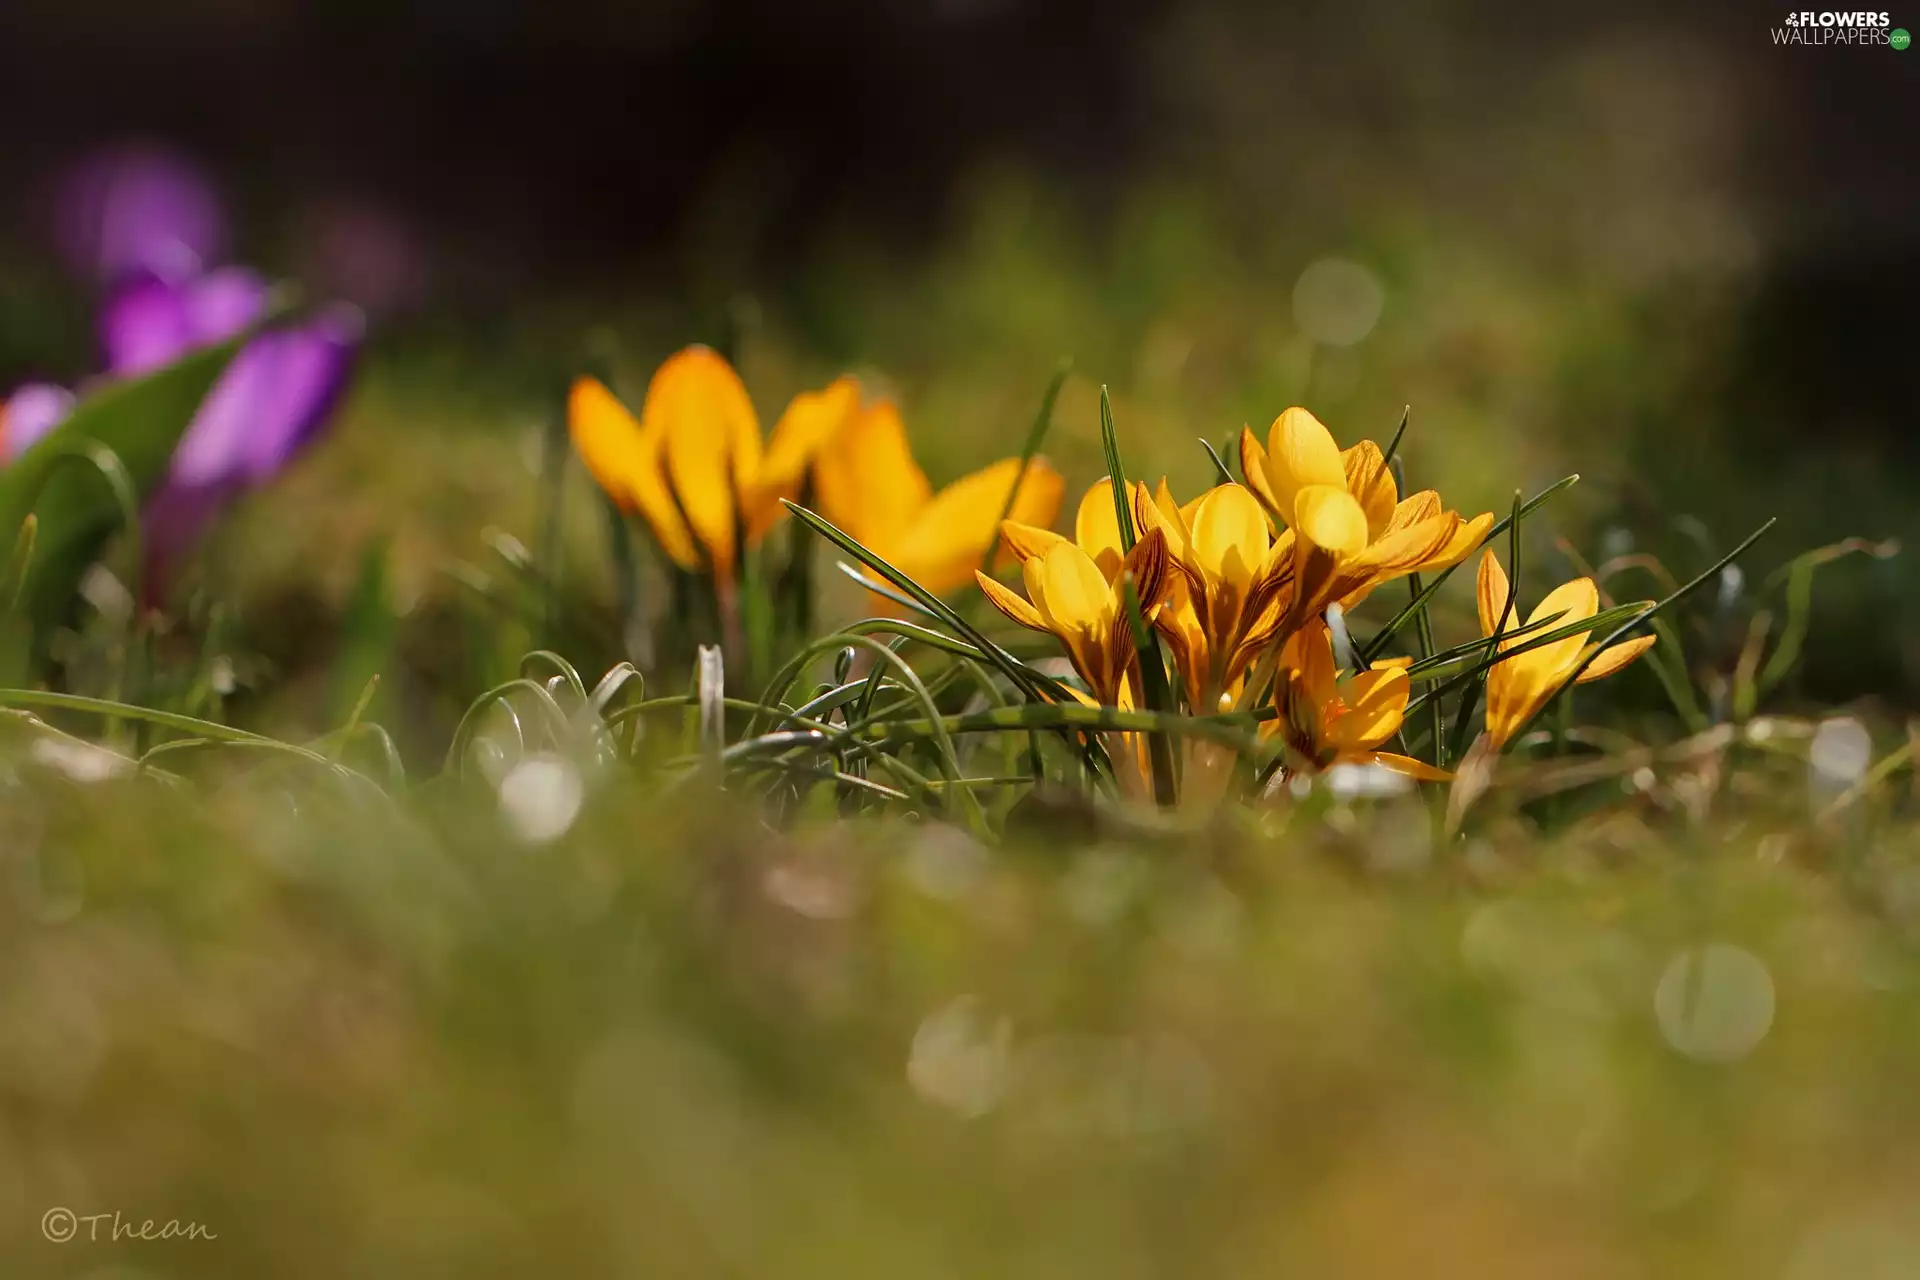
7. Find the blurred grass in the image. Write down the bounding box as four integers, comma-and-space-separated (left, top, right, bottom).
3, 754, 1920, 1277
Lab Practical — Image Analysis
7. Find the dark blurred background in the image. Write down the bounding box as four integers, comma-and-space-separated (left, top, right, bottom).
0, 0, 1914, 726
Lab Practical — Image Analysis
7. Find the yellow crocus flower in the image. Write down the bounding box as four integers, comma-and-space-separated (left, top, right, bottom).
568, 346, 859, 578
1130, 479, 1299, 713
1002, 479, 1265, 800
814, 399, 1064, 597
974, 521, 1173, 711
997, 477, 1149, 583
1239, 407, 1493, 627
1475, 549, 1658, 747
1270, 621, 1448, 781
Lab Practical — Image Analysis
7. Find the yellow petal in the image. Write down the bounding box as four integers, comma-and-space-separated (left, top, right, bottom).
1521, 577, 1600, 683
1477, 549, 1511, 638
1278, 669, 1325, 765
1239, 427, 1284, 521
1345, 514, 1459, 583
891, 457, 1065, 595
1360, 751, 1452, 782
974, 570, 1049, 632
1280, 620, 1339, 712
1239, 529, 1297, 636
1386, 489, 1443, 532
1291, 484, 1369, 558
1264, 407, 1346, 520
1153, 478, 1187, 528
1000, 520, 1070, 564
1527, 577, 1599, 629
811, 400, 933, 552
1134, 478, 1192, 564
743, 375, 860, 542
1022, 554, 1054, 622
1038, 540, 1112, 633
567, 375, 647, 507
1188, 483, 1270, 593
1075, 479, 1128, 579
1427, 510, 1494, 571
1482, 659, 1538, 748
1341, 440, 1398, 539
1154, 577, 1211, 710
1327, 666, 1409, 753
567, 375, 700, 570
651, 346, 762, 578
1116, 526, 1173, 615
1574, 634, 1657, 683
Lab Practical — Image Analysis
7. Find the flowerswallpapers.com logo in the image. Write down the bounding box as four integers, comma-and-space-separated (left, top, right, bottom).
1772, 10, 1910, 45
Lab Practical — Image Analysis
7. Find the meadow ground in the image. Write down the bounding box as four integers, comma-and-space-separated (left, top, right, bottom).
4, 741, 1920, 1278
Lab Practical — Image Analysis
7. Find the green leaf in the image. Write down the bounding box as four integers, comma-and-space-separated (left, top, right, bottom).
1097, 386, 1138, 552
0, 336, 246, 644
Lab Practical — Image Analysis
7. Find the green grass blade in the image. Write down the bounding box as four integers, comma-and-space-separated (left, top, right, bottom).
1098, 386, 1139, 552
1200, 437, 1235, 485
782, 501, 1054, 704
1379, 405, 1411, 469
0, 332, 248, 645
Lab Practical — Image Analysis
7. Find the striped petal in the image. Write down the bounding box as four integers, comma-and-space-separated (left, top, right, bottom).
1477, 549, 1511, 638
1239, 427, 1284, 522
1280, 621, 1339, 713
1134, 478, 1193, 564
1000, 520, 1070, 564
1341, 440, 1397, 539
974, 570, 1049, 632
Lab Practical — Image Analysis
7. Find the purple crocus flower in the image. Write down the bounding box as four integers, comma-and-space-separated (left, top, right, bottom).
2, 269, 360, 585
112, 271, 361, 577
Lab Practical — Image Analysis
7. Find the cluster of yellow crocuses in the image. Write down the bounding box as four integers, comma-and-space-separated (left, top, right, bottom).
572, 346, 1655, 789
975, 405, 1654, 787
569, 345, 1062, 613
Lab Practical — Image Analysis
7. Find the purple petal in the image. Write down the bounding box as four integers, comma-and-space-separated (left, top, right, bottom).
102, 267, 269, 376
1, 383, 77, 459
171, 304, 361, 488
56, 146, 226, 284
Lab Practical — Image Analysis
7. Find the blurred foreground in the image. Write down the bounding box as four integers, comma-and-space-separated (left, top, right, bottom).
4, 734, 1920, 1278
